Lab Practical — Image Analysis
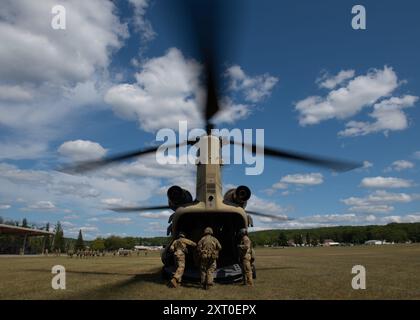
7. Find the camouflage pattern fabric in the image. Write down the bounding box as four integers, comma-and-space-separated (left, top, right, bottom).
238, 234, 253, 286
197, 234, 222, 286
169, 238, 196, 284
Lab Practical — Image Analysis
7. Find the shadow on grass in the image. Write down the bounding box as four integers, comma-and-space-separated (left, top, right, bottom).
26, 269, 140, 277
68, 268, 166, 299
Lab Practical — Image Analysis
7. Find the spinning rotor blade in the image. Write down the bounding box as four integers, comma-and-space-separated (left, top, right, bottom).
246, 210, 292, 221
182, 0, 231, 132
59, 141, 195, 174
109, 205, 171, 213
232, 141, 362, 172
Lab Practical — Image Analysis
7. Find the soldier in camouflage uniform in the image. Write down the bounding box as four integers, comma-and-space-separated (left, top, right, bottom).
238, 228, 253, 286
197, 227, 222, 290
169, 232, 196, 288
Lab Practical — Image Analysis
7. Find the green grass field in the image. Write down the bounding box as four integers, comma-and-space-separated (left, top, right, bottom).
1, 245, 419, 300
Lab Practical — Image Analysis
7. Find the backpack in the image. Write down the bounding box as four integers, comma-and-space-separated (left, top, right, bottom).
200, 236, 218, 260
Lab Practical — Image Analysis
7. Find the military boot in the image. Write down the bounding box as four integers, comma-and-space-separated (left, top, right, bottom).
169, 278, 178, 288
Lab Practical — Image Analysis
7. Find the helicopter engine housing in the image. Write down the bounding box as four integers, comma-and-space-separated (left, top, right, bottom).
167, 185, 193, 210
223, 185, 251, 208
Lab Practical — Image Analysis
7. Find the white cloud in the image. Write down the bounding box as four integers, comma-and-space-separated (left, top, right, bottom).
64, 215, 79, 220
101, 217, 132, 225
58, 140, 108, 161
52, 180, 100, 199
360, 177, 413, 188
362, 161, 373, 169
272, 182, 288, 190
0, 142, 47, 160
140, 210, 172, 219
278, 173, 323, 186
246, 195, 289, 215
79, 226, 99, 233
27, 201, 56, 210
354, 160, 374, 174
101, 198, 130, 206
212, 98, 251, 124
255, 212, 420, 230
385, 160, 415, 172
61, 221, 75, 228
0, 0, 127, 86
343, 190, 413, 206
270, 173, 323, 195
146, 221, 167, 234
381, 214, 420, 224
296, 67, 418, 136
414, 151, 420, 160
348, 205, 394, 213
0, 0, 128, 160
107, 154, 194, 179
342, 190, 418, 213
299, 213, 358, 223
128, 0, 156, 42
0, 162, 161, 219
105, 49, 276, 133
317, 70, 355, 89
339, 95, 418, 137
105, 48, 204, 132
0, 204, 11, 210
296, 66, 399, 126
225, 65, 278, 103
103, 153, 196, 197
0, 85, 32, 102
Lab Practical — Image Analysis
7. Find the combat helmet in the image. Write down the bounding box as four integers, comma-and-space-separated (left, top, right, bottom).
204, 227, 213, 235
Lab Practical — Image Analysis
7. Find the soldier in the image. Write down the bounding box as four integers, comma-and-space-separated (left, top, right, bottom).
238, 228, 253, 286
169, 232, 196, 288
197, 227, 222, 290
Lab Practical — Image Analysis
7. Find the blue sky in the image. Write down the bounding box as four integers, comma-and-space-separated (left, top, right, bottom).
0, 0, 419, 239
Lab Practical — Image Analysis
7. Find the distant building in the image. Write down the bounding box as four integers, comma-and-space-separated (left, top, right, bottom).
134, 245, 163, 251
365, 240, 384, 245
323, 239, 340, 246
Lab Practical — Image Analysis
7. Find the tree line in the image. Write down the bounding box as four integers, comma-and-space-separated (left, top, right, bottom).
249, 222, 420, 246
0, 216, 169, 253
2, 216, 420, 254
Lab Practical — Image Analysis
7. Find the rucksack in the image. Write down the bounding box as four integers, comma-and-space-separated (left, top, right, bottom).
200, 237, 218, 259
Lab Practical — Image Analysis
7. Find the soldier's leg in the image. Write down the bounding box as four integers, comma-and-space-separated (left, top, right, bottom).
176, 261, 185, 284
244, 259, 253, 286
200, 263, 207, 286
207, 260, 216, 286
173, 256, 185, 283
241, 259, 246, 284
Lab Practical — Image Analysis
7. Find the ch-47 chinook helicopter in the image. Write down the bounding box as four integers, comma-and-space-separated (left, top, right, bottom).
61, 0, 361, 282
